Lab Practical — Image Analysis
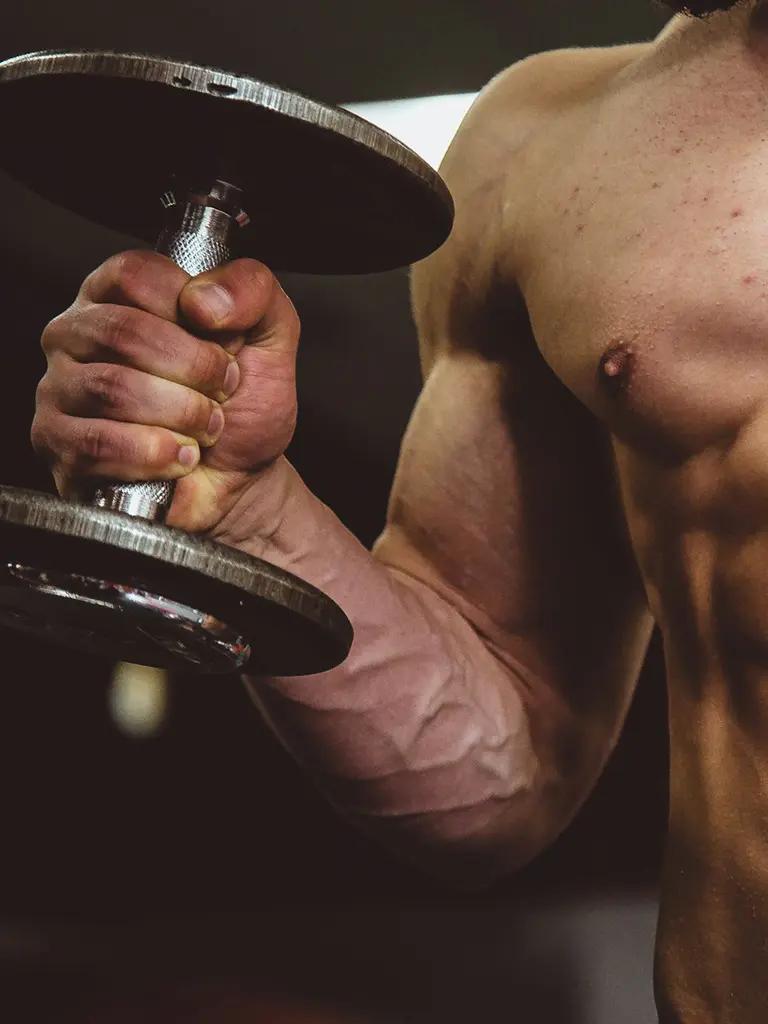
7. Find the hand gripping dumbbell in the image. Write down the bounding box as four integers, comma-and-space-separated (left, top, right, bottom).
0, 50, 453, 676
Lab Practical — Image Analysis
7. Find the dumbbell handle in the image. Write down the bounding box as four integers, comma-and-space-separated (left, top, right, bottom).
90, 180, 249, 523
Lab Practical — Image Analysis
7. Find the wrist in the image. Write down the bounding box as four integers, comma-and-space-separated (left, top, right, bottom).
209, 456, 335, 573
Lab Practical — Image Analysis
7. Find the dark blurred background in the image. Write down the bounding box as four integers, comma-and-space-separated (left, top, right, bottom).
0, 1, 670, 1021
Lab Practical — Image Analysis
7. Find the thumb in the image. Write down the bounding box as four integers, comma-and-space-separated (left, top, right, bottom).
179, 258, 301, 355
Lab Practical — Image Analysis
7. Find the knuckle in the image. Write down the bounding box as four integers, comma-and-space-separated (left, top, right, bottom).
231, 257, 271, 290
80, 263, 106, 299
73, 420, 113, 469
86, 249, 183, 311
104, 249, 153, 301
34, 373, 55, 410
101, 305, 141, 358
83, 362, 131, 414
144, 430, 174, 469
30, 414, 55, 462
239, 257, 271, 279
180, 387, 206, 434
218, 259, 273, 311
40, 310, 72, 357
112, 248, 152, 281
188, 340, 222, 392
73, 421, 168, 474
94, 305, 164, 367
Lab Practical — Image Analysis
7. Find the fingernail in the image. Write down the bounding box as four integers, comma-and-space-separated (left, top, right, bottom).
223, 359, 240, 398
178, 444, 200, 469
207, 405, 225, 441
191, 284, 234, 324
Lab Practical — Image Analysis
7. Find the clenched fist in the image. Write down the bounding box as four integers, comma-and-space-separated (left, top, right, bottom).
32, 250, 301, 535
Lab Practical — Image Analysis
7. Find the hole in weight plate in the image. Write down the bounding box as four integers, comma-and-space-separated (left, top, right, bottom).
207, 81, 237, 95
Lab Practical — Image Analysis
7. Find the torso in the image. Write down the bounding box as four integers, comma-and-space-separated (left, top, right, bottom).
476, 10, 768, 1022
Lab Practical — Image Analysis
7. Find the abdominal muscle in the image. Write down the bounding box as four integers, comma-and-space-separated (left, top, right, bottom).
613, 427, 768, 1023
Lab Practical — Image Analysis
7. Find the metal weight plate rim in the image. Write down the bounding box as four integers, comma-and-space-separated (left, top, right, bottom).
0, 487, 354, 669
0, 49, 454, 212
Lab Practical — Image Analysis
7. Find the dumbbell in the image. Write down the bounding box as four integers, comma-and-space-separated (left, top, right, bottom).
0, 50, 453, 676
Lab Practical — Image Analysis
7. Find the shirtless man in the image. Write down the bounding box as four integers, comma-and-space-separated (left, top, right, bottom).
29, 2, 768, 1019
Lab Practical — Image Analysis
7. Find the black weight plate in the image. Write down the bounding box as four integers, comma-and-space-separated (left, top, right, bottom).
0, 50, 454, 274
0, 487, 353, 676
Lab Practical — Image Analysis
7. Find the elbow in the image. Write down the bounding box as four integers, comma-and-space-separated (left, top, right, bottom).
346, 778, 553, 893
342, 737, 599, 892
415, 767, 609, 891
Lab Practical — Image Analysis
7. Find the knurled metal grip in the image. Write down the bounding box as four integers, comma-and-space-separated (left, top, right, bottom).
90, 180, 249, 523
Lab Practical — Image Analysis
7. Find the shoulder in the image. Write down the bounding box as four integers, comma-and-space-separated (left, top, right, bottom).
439, 43, 654, 192
412, 45, 650, 366
455, 43, 652, 136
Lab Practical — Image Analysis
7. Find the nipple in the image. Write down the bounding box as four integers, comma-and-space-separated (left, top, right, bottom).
599, 342, 634, 394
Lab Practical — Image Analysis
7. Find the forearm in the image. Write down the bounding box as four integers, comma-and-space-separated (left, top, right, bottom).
219, 459, 548, 883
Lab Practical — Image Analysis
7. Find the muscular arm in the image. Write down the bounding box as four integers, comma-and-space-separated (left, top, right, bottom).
33, 54, 654, 884
239, 67, 654, 883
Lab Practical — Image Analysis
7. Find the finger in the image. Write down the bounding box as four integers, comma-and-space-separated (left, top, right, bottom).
42, 305, 240, 403
79, 250, 190, 321
179, 259, 301, 353
31, 410, 200, 487
43, 358, 226, 447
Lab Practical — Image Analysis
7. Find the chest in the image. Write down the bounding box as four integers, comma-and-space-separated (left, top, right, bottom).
519, 94, 768, 464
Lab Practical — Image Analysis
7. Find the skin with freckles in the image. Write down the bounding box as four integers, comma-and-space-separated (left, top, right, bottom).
417, 5, 768, 1019
29, 3, 768, 1021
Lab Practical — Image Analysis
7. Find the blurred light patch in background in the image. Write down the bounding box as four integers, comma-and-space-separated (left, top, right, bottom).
344, 93, 478, 171
108, 663, 168, 738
